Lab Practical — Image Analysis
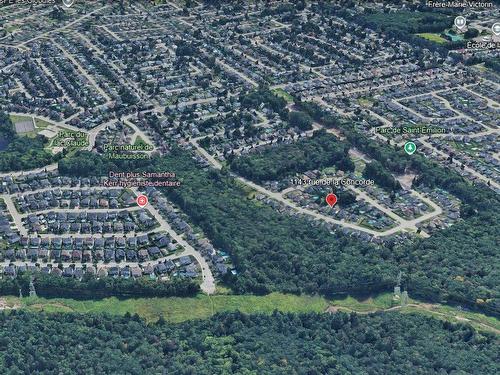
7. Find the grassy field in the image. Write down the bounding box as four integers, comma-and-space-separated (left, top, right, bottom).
4, 25, 19, 33
331, 293, 499, 335
10, 114, 54, 130
357, 97, 375, 107
2, 292, 498, 334
330, 293, 394, 313
4, 293, 329, 323
48, 127, 89, 154
9, 114, 55, 139
35, 118, 53, 129
416, 33, 448, 44
351, 156, 367, 176
271, 88, 294, 104
133, 135, 151, 148
472, 63, 488, 73
9, 114, 32, 124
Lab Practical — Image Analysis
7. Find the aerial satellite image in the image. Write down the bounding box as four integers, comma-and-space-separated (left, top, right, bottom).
0, 0, 498, 373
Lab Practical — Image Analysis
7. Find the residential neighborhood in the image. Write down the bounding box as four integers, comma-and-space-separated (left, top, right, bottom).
0, 1, 499, 373
1, 0, 499, 295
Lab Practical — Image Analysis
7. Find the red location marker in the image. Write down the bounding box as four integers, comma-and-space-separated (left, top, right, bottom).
136, 194, 148, 208
325, 193, 338, 207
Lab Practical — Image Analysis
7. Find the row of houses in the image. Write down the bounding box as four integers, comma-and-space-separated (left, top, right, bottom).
2, 255, 199, 280
23, 209, 157, 235
15, 188, 134, 213
1, 172, 113, 195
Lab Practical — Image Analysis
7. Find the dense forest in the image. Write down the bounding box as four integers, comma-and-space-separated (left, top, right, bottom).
156, 150, 397, 296
0, 111, 59, 172
239, 87, 288, 120
333, 7, 456, 53
230, 130, 354, 182
58, 150, 152, 177
288, 111, 313, 130
363, 161, 401, 192
0, 311, 497, 374
405, 212, 499, 315
0, 112, 15, 139
485, 58, 500, 73
0, 273, 199, 300
59, 146, 500, 316
354, 10, 451, 34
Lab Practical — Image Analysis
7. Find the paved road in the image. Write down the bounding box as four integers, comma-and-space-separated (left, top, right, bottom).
215, 57, 258, 87
354, 96, 500, 191
19, 6, 108, 46
464, 84, 500, 108
418, 138, 500, 190
123, 118, 157, 154
0, 165, 58, 179
1, 186, 215, 294
130, 188, 215, 294
1, 195, 24, 235
392, 98, 460, 122
52, 39, 113, 103
1, 110, 212, 292
189, 136, 439, 238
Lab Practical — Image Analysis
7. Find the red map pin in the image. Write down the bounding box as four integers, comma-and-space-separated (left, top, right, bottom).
136, 194, 148, 208
325, 193, 338, 207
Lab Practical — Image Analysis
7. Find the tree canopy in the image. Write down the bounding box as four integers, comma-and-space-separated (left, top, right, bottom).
58, 145, 500, 316
230, 130, 354, 182
0, 311, 497, 374
0, 111, 59, 172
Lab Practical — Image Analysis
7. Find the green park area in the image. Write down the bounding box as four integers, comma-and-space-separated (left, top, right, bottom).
357, 97, 375, 107
9, 114, 88, 153
2, 292, 498, 334
0, 112, 92, 172
133, 135, 151, 148
48, 129, 89, 153
271, 88, 294, 104
4, 293, 328, 323
1, 113, 54, 172
3, 24, 19, 34
416, 33, 448, 44
9, 114, 51, 138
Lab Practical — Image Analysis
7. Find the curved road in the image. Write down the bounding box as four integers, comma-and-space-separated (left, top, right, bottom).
1, 112, 216, 294
189, 137, 441, 238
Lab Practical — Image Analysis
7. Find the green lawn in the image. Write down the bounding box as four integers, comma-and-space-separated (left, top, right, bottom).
3, 292, 498, 334
9, 293, 329, 323
4, 25, 19, 33
34, 118, 53, 129
133, 135, 151, 148
473, 63, 487, 72
416, 33, 448, 44
10, 114, 54, 130
357, 97, 374, 107
46, 125, 89, 155
9, 114, 32, 124
351, 157, 366, 176
330, 293, 395, 313
271, 88, 294, 104
9, 114, 55, 139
